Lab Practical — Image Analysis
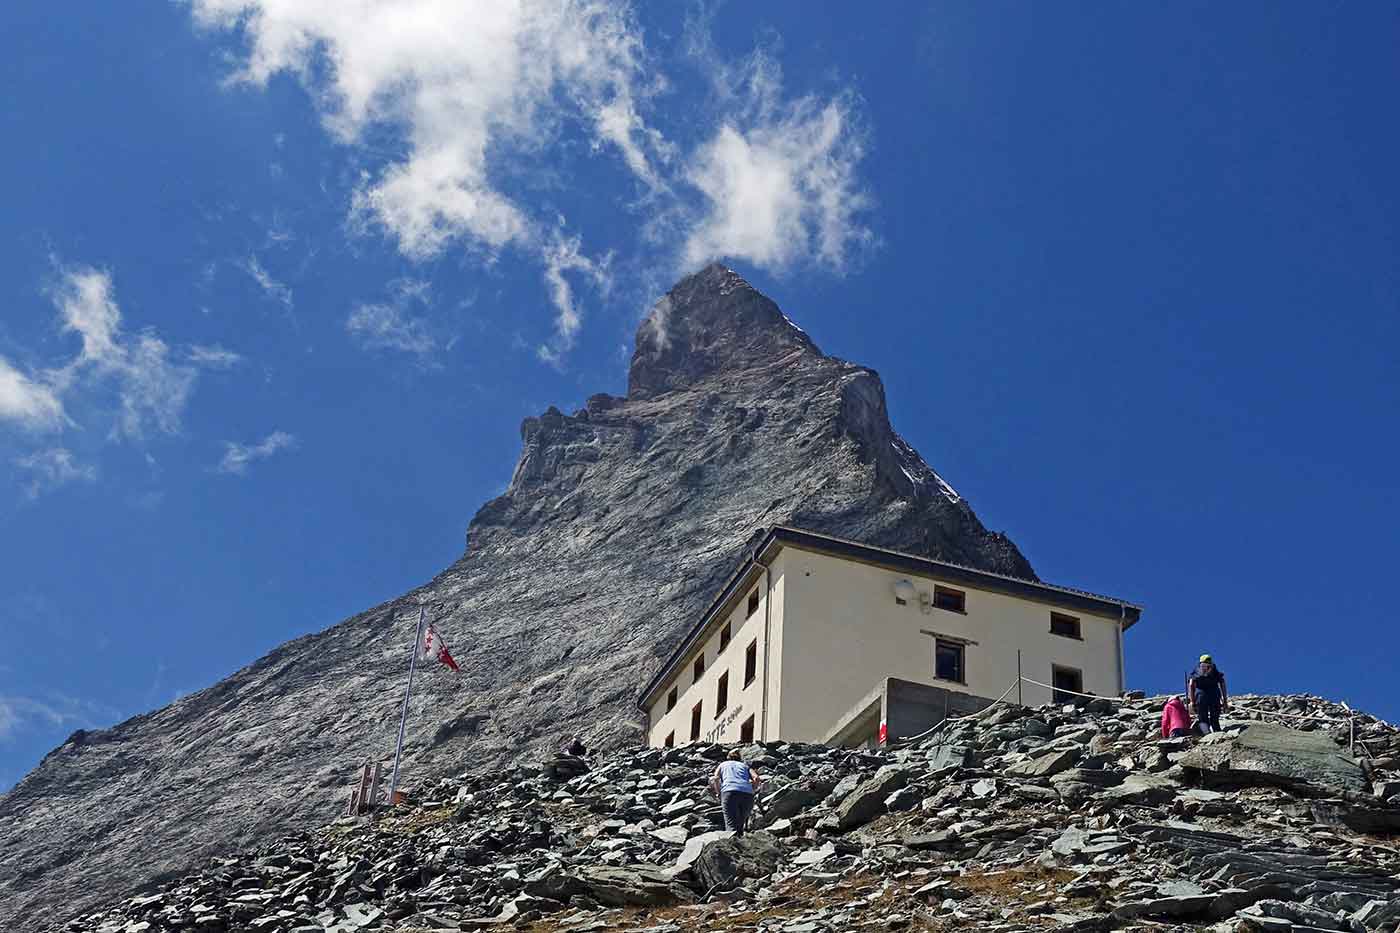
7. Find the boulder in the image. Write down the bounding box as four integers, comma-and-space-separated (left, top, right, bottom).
572, 865, 695, 907
1177, 723, 1365, 795
1006, 746, 1082, 778
688, 834, 782, 893
833, 766, 909, 831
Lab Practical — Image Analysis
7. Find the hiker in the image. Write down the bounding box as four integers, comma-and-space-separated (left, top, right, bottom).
1160, 695, 1192, 738
709, 748, 763, 837
1188, 654, 1228, 734
563, 735, 587, 758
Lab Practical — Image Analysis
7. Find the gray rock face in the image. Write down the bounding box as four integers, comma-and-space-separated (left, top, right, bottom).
0, 265, 1035, 933
688, 834, 782, 892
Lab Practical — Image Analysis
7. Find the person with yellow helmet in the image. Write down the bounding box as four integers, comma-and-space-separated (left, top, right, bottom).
1188, 654, 1228, 733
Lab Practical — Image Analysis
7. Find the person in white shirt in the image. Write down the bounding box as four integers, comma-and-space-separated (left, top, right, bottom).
709, 748, 763, 836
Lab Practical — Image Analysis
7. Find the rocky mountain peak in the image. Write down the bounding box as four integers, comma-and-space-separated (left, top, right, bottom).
2, 266, 1038, 933
628, 262, 820, 399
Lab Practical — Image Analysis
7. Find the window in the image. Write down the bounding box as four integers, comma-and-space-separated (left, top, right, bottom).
933, 586, 966, 613
744, 639, 758, 687
934, 638, 965, 683
747, 590, 760, 617
1053, 666, 1085, 704
716, 672, 729, 716
1050, 613, 1081, 639
693, 654, 705, 682
664, 731, 675, 748
666, 686, 678, 713
719, 622, 731, 652
740, 715, 755, 744
690, 703, 703, 742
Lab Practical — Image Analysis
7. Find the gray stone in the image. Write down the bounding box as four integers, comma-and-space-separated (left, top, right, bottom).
833, 766, 909, 831
1006, 746, 1081, 778
1178, 722, 1366, 794
689, 835, 782, 893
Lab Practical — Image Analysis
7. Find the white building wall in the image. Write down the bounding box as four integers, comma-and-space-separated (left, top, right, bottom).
645, 565, 773, 747
775, 547, 1124, 743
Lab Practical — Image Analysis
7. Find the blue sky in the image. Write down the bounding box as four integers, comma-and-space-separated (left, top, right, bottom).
2, 2, 1398, 791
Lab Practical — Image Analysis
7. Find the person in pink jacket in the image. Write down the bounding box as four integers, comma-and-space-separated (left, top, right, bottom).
1161, 696, 1192, 738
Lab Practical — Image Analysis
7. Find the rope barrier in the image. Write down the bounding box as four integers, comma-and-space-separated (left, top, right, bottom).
892, 676, 1022, 745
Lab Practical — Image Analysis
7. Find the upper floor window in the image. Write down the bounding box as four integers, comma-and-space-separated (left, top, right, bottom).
933, 585, 966, 613
716, 672, 729, 716
666, 686, 678, 712
693, 654, 705, 682
744, 639, 758, 687
1050, 613, 1081, 639
719, 622, 731, 652
746, 590, 760, 618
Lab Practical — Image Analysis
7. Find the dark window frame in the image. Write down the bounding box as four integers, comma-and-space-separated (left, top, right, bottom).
744, 639, 758, 687
934, 638, 966, 684
690, 702, 703, 741
664, 731, 675, 748
1050, 612, 1082, 640
746, 590, 760, 618
715, 671, 729, 717
933, 585, 966, 614
693, 654, 705, 683
739, 714, 755, 744
666, 686, 678, 713
719, 622, 732, 652
1052, 665, 1085, 705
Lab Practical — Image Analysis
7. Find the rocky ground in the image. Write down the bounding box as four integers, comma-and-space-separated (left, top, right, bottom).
69, 693, 1400, 933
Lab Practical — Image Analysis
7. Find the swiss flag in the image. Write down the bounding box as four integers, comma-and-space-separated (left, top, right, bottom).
421, 623, 460, 672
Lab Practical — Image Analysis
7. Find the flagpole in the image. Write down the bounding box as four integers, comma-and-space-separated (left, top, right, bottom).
387, 604, 426, 808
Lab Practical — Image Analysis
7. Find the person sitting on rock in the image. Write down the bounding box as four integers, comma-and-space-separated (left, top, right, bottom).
1188, 654, 1228, 734
709, 749, 763, 837
563, 735, 587, 757
1160, 695, 1192, 738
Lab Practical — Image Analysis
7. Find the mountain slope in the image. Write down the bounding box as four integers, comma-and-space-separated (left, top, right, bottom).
0, 264, 1033, 932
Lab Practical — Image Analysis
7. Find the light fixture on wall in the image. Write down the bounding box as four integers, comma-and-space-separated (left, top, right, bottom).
893, 579, 916, 606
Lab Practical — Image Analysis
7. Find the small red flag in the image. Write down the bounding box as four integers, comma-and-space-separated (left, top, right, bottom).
421, 623, 460, 672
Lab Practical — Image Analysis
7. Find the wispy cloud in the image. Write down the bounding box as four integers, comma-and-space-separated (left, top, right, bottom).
1, 266, 203, 458
46, 267, 198, 441
14, 448, 97, 499
188, 0, 874, 365
0, 356, 65, 431
186, 344, 242, 369
0, 692, 119, 744
346, 280, 437, 357
241, 255, 293, 310
217, 430, 297, 475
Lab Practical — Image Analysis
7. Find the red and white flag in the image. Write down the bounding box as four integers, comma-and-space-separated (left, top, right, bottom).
421, 623, 460, 672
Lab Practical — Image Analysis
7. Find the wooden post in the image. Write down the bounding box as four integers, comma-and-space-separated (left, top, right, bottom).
1017, 650, 1023, 706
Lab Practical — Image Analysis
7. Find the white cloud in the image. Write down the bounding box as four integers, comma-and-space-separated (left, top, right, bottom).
0, 693, 117, 743
346, 280, 436, 356
47, 267, 197, 442
218, 430, 297, 475
14, 448, 97, 499
189, 1, 873, 363
0, 357, 65, 431
241, 255, 294, 309
187, 344, 243, 368
537, 230, 612, 365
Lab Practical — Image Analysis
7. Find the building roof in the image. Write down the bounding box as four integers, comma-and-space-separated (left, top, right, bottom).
636, 526, 1144, 709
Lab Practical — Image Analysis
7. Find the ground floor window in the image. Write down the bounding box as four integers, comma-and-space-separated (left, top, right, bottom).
1053, 665, 1084, 704
690, 702, 703, 741
664, 731, 674, 748
740, 714, 755, 744
934, 638, 965, 683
